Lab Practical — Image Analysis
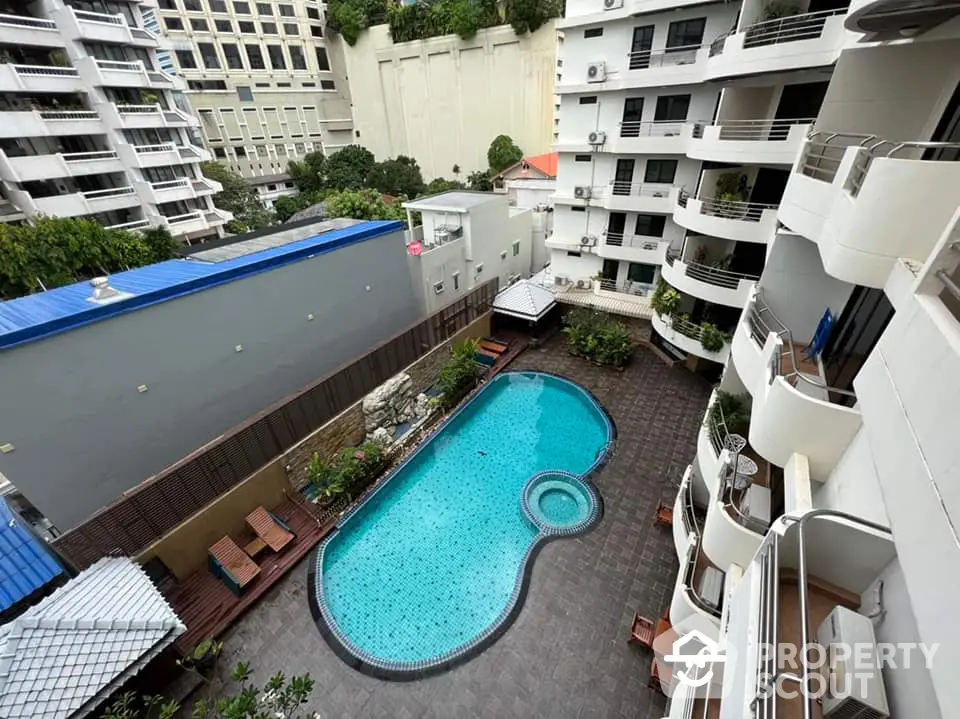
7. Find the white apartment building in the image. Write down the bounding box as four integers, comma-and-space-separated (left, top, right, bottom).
552, 0, 960, 717
0, 0, 230, 241
158, 0, 353, 180
403, 191, 533, 315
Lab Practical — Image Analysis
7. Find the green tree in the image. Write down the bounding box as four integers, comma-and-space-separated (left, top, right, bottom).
369, 155, 425, 198
273, 191, 323, 222
425, 177, 465, 194
466, 169, 493, 191
326, 0, 387, 45
287, 151, 327, 194
487, 134, 523, 173
449, 0, 480, 39
504, 0, 562, 34
199, 162, 274, 233
324, 188, 407, 224
324, 145, 377, 191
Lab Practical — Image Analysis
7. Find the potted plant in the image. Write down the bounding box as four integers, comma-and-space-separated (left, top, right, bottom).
699, 322, 726, 353
178, 639, 223, 678
650, 279, 682, 318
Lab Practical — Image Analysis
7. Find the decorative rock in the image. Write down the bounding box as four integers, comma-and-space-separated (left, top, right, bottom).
362, 371, 431, 442
370, 427, 393, 446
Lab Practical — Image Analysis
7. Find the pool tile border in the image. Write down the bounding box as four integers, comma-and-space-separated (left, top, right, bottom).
307, 370, 617, 681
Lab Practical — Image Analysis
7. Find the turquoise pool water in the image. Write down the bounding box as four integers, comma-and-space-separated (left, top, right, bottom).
315, 371, 612, 672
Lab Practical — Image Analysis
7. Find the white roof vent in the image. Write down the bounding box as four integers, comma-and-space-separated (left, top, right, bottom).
88, 276, 134, 305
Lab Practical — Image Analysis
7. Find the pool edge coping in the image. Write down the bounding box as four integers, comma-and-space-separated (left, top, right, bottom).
307, 370, 618, 681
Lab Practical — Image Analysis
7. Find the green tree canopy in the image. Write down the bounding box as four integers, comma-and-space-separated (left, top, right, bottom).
0, 218, 176, 299
199, 161, 274, 233
425, 177, 466, 194
466, 169, 493, 191
273, 191, 324, 222
487, 134, 523, 173
287, 151, 327, 194
368, 155, 425, 198
324, 145, 377, 191
324, 188, 407, 225
504, 0, 562, 34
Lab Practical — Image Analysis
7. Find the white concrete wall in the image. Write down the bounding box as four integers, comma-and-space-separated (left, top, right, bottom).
813, 429, 889, 526
336, 23, 557, 180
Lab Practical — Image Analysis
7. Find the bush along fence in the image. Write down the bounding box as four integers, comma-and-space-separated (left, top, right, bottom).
561, 308, 635, 368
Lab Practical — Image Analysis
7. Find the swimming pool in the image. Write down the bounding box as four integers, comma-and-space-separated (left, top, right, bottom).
309, 371, 614, 678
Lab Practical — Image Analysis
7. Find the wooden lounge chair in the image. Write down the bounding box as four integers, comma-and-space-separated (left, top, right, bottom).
209, 536, 260, 597
245, 506, 295, 553
655, 499, 673, 527
479, 339, 507, 355
629, 613, 655, 648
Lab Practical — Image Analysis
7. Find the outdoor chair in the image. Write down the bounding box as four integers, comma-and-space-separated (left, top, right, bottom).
209, 536, 261, 597
654, 499, 673, 527
245, 506, 295, 553
629, 614, 655, 648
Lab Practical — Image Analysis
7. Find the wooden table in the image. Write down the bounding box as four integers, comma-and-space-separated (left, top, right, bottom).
244, 536, 268, 558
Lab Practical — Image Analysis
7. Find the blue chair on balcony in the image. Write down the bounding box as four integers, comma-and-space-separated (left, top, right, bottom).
803, 309, 835, 362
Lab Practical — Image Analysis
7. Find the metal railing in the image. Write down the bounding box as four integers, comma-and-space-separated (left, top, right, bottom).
134, 142, 176, 153
679, 470, 699, 537
741, 8, 845, 49
608, 181, 674, 198
63, 150, 118, 162
707, 117, 814, 142
626, 43, 705, 69
83, 186, 135, 200
666, 251, 760, 289
178, 144, 205, 157
13, 64, 79, 77
709, 31, 730, 56
678, 189, 776, 222
164, 210, 204, 225
0, 13, 57, 29
74, 8, 124, 24
96, 59, 142, 71
681, 533, 723, 619
39, 109, 97, 121
750, 289, 858, 402
594, 278, 653, 296
151, 178, 190, 191
116, 103, 161, 114
751, 533, 780, 719
720, 465, 769, 535
604, 232, 662, 251
618, 120, 690, 139
107, 218, 151, 231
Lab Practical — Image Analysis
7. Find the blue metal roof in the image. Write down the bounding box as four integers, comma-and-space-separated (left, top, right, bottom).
0, 499, 63, 613
0, 220, 403, 350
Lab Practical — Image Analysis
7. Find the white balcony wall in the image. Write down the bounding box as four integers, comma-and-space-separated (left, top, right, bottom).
673, 467, 694, 560
702, 497, 764, 570
598, 237, 668, 265
555, 154, 699, 197
0, 152, 122, 182
0, 14, 63, 47
687, 121, 810, 165
0, 111, 103, 139
812, 429, 888, 525
0, 64, 84, 93
779, 147, 960, 288
731, 296, 764, 397
660, 256, 755, 307
563, 0, 713, 23
652, 312, 732, 363
673, 196, 778, 243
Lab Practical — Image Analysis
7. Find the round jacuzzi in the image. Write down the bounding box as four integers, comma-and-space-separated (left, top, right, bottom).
521, 471, 600, 536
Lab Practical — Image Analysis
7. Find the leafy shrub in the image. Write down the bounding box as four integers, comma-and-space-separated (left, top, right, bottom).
699, 322, 726, 352
706, 390, 751, 436
562, 308, 634, 367
307, 440, 386, 501
761, 0, 801, 20
438, 338, 484, 408
650, 278, 681, 318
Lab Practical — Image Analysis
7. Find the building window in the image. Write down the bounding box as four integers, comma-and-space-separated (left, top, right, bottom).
654, 94, 691, 122
159, 0, 176, 8
644, 159, 677, 184
187, 79, 227, 90
223, 44, 243, 69
233, 0, 250, 12
183, 0, 201, 10
584, 27, 603, 38
277, 81, 290, 87
214, 147, 226, 158
198, 42, 220, 69
666, 18, 706, 49
283, 23, 298, 35
310, 25, 323, 37
574, 154, 591, 162
261, 21, 277, 34
512, 240, 520, 256
239, 20, 254, 32
237, 85, 253, 101
164, 16, 183, 30
579, 96, 597, 104
634, 214, 666, 237
279, 4, 294, 15
245, 43, 265, 69
566, 251, 581, 257
314, 47, 330, 71
267, 45, 286, 69
571, 206, 586, 213
215, 19, 232, 32
627, 262, 656, 284
306, 6, 319, 18
256, 82, 269, 87
175, 49, 197, 69
256, 1, 272, 13
302, 81, 314, 87
209, 0, 227, 11
235, 146, 247, 158
452, 272, 460, 290
320, 79, 335, 90
190, 18, 209, 31
289, 45, 307, 70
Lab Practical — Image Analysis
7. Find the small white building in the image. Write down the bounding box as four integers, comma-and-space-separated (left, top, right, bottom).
403, 191, 533, 315
495, 153, 558, 272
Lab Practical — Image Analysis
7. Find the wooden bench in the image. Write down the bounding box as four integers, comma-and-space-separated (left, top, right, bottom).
209, 536, 260, 597
245, 506, 295, 553
479, 339, 507, 354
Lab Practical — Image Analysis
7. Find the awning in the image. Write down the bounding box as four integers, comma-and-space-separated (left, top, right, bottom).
492, 279, 557, 322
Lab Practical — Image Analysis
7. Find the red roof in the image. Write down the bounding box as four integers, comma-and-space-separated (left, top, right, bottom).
524, 152, 558, 178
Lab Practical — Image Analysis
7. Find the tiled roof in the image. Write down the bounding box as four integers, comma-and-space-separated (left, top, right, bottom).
492, 280, 557, 321
525, 152, 558, 178
0, 499, 63, 613
0, 558, 185, 719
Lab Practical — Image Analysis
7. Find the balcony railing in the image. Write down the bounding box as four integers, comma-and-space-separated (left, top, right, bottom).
695, 117, 814, 141
678, 189, 776, 222
608, 181, 674, 198
74, 8, 125, 24
64, 150, 118, 163
741, 8, 845, 49
107, 218, 151, 231
116, 103, 161, 114
604, 232, 661, 251
134, 142, 176, 153
626, 43, 705, 69
618, 120, 689, 139
83, 186, 135, 200
151, 178, 190, 191
679, 470, 699, 538
594, 278, 653, 297
96, 59, 143, 72
39, 109, 97, 121
0, 13, 57, 29
665, 251, 760, 289
165, 210, 204, 225
682, 531, 723, 619
13, 64, 79, 77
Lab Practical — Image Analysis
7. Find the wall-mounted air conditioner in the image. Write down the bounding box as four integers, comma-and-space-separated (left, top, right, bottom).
573, 186, 592, 200
587, 130, 606, 146
818, 607, 890, 719
580, 234, 597, 248
604, 0, 624, 9
554, 275, 568, 286
433, 281, 445, 295
586, 62, 606, 83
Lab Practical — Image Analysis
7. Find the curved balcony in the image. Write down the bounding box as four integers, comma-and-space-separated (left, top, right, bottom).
661, 251, 758, 308
669, 528, 724, 628
701, 466, 769, 570
652, 312, 731, 364
736, 291, 862, 478
598, 232, 667, 265
673, 466, 697, 561
705, 9, 847, 80
674, 190, 778, 243
601, 182, 677, 214
780, 133, 960, 287
688, 119, 813, 165
0, 13, 63, 48
605, 121, 696, 155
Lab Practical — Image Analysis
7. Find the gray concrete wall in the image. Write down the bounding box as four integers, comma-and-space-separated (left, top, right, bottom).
0, 227, 421, 531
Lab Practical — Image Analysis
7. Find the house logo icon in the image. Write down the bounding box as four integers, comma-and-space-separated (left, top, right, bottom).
664, 630, 726, 688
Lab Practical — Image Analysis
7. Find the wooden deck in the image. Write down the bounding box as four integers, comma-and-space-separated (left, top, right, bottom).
164, 498, 334, 653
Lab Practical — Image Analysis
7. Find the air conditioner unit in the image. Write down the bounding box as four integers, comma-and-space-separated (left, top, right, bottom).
433, 281, 445, 295
586, 62, 606, 83
587, 130, 606, 146
818, 607, 890, 719
580, 234, 597, 247
554, 275, 568, 286
573, 186, 592, 200
576, 279, 589, 289
604, 0, 624, 8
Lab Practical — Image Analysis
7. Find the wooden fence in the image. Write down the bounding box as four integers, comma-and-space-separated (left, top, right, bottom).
52, 280, 499, 569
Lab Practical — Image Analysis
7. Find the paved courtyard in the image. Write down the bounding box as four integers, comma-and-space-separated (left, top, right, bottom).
193, 336, 711, 718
